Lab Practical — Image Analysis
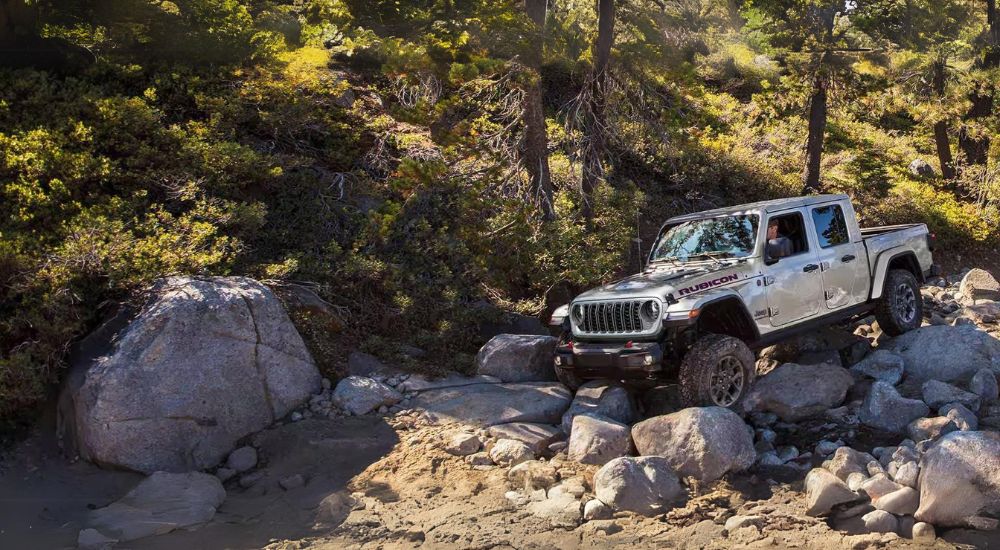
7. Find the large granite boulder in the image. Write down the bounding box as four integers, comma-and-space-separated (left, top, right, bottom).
631, 407, 755, 482
881, 325, 1000, 382
745, 362, 854, 421
59, 277, 320, 473
916, 431, 1000, 526
476, 334, 557, 383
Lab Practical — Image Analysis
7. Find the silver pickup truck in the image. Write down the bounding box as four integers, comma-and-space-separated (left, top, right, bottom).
550, 194, 937, 410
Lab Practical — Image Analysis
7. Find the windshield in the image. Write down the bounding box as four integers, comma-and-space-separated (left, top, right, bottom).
649, 214, 760, 263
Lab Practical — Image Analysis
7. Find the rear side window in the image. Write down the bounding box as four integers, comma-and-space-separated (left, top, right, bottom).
812, 205, 850, 248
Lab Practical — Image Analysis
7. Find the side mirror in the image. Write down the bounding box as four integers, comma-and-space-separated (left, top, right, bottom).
764, 241, 787, 265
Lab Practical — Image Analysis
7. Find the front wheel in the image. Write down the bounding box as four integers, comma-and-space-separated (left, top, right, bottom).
874, 269, 923, 336
678, 334, 756, 410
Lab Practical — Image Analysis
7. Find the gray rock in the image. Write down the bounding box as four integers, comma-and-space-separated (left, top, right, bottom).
846, 472, 868, 491
874, 486, 920, 515
583, 499, 612, 521
332, 376, 402, 415
860, 474, 903, 500
815, 439, 844, 457
397, 374, 499, 393
411, 382, 572, 426
745, 363, 854, 422
78, 528, 117, 550
443, 431, 482, 456
465, 452, 493, 466
941, 402, 978, 431
214, 468, 236, 483
724, 515, 764, 532
823, 446, 875, 481
907, 416, 957, 442
487, 423, 562, 455
805, 468, 860, 516
60, 276, 320, 473
88, 472, 226, 542
916, 430, 1000, 526
567, 414, 632, 466
912, 521, 935, 541
476, 334, 557, 383
561, 380, 637, 436
507, 460, 558, 490
922, 380, 980, 411
226, 446, 257, 473
859, 382, 930, 433
346, 351, 402, 378
862, 509, 898, 533
959, 268, 1000, 304
632, 407, 755, 482
756, 452, 783, 466
526, 492, 581, 528
593, 456, 683, 516
908, 158, 935, 178
893, 461, 919, 489
970, 368, 999, 402
489, 439, 534, 466
881, 325, 1000, 382
850, 350, 905, 385
279, 474, 305, 490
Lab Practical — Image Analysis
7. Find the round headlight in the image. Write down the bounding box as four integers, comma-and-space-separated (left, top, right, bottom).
572, 304, 584, 323
640, 300, 660, 322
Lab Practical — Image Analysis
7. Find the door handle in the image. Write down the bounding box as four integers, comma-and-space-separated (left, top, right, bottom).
841, 254, 856, 263
803, 264, 819, 273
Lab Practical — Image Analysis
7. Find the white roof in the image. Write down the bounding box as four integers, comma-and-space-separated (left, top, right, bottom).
665, 194, 848, 224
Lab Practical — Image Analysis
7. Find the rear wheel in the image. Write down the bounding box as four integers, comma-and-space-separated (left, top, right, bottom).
678, 334, 755, 410
874, 269, 923, 336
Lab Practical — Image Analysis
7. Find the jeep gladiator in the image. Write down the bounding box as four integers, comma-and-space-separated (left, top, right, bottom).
549, 194, 937, 409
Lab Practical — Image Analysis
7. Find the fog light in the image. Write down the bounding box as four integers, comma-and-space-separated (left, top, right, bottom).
644, 355, 654, 365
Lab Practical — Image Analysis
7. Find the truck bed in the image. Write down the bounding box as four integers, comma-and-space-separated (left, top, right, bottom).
860, 223, 932, 280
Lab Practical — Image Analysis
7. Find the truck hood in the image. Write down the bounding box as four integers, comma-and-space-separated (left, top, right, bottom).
573, 262, 734, 302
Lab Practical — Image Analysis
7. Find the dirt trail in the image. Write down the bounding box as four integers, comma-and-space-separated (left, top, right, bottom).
2, 411, 997, 549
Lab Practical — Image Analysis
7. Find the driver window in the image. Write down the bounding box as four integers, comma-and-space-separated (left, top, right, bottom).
765, 212, 809, 260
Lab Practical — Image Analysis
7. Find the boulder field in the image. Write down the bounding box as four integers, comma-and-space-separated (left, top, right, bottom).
46, 268, 1000, 546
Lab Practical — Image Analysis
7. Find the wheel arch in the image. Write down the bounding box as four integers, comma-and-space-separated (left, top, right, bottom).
694, 295, 760, 343
871, 249, 923, 300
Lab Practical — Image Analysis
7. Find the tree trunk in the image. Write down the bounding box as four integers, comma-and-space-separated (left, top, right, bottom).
522, 0, 555, 221
581, 0, 614, 219
931, 60, 956, 182
801, 75, 827, 194
959, 0, 999, 166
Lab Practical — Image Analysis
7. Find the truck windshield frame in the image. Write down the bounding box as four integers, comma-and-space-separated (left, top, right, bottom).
649, 214, 760, 264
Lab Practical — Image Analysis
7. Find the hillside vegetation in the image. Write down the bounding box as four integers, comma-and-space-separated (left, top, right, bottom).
1, 0, 998, 423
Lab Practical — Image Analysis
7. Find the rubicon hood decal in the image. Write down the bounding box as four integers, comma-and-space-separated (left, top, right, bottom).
677, 273, 739, 296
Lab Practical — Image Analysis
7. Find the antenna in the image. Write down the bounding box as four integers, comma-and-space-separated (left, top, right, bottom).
635, 209, 642, 271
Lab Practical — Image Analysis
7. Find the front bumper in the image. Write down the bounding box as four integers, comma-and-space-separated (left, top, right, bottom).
554, 341, 664, 380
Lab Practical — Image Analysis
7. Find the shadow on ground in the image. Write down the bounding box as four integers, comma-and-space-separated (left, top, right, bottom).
0, 416, 399, 549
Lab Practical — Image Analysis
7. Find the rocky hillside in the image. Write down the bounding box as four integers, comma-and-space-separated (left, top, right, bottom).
4, 0, 1000, 426
2, 268, 1000, 548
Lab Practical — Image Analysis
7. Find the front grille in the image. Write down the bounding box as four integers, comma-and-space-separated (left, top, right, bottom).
577, 300, 646, 334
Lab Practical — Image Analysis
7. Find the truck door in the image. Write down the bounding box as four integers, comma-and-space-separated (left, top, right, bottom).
762, 210, 824, 326
809, 202, 867, 309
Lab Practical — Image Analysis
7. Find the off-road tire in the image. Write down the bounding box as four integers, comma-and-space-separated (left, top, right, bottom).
874, 269, 923, 337
678, 333, 756, 410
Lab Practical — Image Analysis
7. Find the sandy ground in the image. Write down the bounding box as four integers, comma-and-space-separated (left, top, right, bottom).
4, 408, 999, 550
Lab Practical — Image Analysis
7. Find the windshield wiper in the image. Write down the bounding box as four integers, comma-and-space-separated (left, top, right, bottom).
690, 251, 735, 268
